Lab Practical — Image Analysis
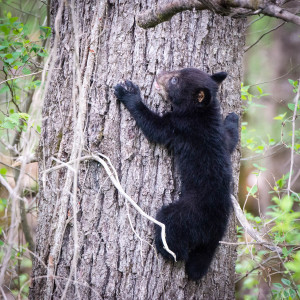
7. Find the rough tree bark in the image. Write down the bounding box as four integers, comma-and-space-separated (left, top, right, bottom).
30, 0, 245, 299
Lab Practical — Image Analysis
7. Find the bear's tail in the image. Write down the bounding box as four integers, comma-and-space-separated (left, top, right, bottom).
185, 243, 218, 281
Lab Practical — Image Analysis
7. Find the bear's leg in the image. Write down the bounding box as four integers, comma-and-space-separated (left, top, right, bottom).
155, 204, 189, 261
224, 112, 239, 154
185, 244, 217, 281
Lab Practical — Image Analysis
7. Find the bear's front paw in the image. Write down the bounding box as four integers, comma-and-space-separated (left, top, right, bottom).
114, 80, 141, 108
225, 112, 239, 123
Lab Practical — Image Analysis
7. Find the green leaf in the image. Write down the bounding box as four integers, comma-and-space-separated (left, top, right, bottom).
12, 51, 21, 59
18, 113, 29, 120
9, 17, 18, 23
271, 289, 278, 295
288, 79, 298, 88
281, 278, 291, 286
14, 61, 24, 67
257, 86, 263, 94
274, 283, 283, 289
31, 43, 41, 53
22, 68, 31, 75
5, 58, 14, 64
0, 85, 9, 94
33, 80, 41, 87
289, 289, 296, 298
282, 247, 289, 257
0, 168, 7, 175
1, 122, 16, 130
279, 195, 293, 212
254, 216, 262, 224
1, 113, 22, 130
247, 185, 258, 196
5, 53, 13, 59
243, 276, 259, 288
274, 112, 287, 121
40, 26, 51, 38
0, 24, 10, 35
283, 290, 289, 298
288, 103, 295, 111
282, 247, 294, 258
22, 54, 29, 62
37, 51, 47, 57
285, 251, 300, 279
253, 163, 267, 171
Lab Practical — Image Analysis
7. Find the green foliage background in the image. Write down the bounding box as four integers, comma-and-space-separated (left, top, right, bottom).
237, 16, 300, 300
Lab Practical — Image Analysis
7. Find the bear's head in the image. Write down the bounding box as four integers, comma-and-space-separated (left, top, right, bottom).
154, 68, 227, 111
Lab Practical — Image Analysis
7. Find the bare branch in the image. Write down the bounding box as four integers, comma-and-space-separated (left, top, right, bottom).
231, 195, 282, 254
229, 0, 300, 25
137, 0, 206, 28
260, 3, 300, 25
137, 0, 300, 29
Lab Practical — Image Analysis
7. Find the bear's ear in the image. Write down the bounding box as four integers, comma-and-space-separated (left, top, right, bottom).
211, 72, 227, 84
197, 88, 211, 104
198, 91, 205, 103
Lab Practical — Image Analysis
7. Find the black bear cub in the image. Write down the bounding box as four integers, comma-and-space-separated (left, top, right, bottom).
114, 68, 239, 280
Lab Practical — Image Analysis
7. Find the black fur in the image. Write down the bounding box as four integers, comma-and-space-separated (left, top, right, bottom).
114, 68, 239, 280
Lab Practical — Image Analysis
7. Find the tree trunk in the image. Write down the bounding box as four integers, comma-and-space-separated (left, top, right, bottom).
30, 1, 245, 299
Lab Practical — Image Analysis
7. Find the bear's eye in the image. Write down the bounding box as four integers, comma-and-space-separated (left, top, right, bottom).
170, 76, 178, 85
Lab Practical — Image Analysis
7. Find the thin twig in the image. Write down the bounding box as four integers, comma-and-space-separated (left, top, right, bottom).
43, 153, 177, 261
287, 78, 300, 196
246, 15, 265, 27
244, 21, 286, 52
99, 151, 159, 263
221, 241, 274, 246
2, 0, 40, 17
0, 70, 43, 86
248, 64, 300, 87
235, 256, 279, 283
241, 145, 285, 161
